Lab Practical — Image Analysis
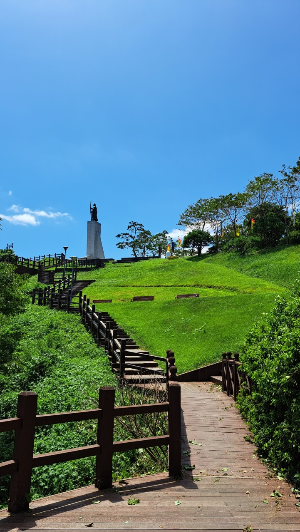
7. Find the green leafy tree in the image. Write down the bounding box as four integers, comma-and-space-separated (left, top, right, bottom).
182, 229, 212, 256
245, 173, 279, 209
116, 222, 149, 258
245, 202, 286, 248
218, 192, 249, 235
148, 230, 168, 257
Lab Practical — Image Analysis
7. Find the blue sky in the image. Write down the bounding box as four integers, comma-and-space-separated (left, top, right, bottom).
0, 0, 299, 259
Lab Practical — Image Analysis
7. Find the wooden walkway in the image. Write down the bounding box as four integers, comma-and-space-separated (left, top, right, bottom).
1, 382, 300, 531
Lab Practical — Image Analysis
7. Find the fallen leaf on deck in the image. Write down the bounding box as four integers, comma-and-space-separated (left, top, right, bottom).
270, 490, 282, 498
128, 498, 140, 505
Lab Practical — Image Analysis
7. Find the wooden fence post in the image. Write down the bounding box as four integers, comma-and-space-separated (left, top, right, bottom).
95, 386, 115, 490
222, 352, 227, 392
8, 392, 37, 513
120, 339, 126, 377
78, 291, 83, 314
50, 287, 55, 309
37, 288, 43, 306
168, 382, 181, 478
96, 313, 100, 344
226, 352, 232, 396
233, 352, 240, 401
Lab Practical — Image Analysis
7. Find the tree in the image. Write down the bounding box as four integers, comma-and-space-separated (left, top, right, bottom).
182, 229, 212, 256
116, 222, 153, 257
245, 173, 279, 209
148, 230, 168, 258
244, 202, 286, 248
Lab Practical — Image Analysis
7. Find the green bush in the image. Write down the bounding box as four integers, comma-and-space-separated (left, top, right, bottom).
238, 283, 300, 485
0, 263, 28, 315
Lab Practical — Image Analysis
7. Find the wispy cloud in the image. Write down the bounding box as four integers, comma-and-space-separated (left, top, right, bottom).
23, 208, 70, 219
0, 205, 71, 226
0, 214, 40, 226
8, 191, 12, 196
8, 205, 20, 212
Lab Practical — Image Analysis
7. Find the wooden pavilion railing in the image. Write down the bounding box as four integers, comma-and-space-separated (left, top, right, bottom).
0, 384, 181, 513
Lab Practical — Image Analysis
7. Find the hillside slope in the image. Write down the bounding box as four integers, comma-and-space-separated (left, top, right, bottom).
79, 246, 298, 372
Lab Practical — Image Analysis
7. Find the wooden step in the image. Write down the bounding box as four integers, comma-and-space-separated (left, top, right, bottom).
124, 374, 166, 383
210, 375, 222, 385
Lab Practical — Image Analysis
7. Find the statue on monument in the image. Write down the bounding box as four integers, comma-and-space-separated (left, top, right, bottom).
90, 202, 98, 222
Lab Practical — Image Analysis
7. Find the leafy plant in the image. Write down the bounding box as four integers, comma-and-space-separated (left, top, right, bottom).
238, 281, 300, 486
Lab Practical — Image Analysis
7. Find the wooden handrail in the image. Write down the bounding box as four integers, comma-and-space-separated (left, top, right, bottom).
0, 418, 22, 432
221, 352, 249, 400
0, 383, 181, 512
35, 409, 102, 426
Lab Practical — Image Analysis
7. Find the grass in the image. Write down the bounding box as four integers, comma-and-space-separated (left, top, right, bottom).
0, 305, 167, 508
77, 247, 298, 372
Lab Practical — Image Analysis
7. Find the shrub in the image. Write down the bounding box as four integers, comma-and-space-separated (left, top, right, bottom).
238, 282, 300, 485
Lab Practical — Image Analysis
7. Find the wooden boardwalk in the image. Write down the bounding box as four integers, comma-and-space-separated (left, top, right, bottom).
1, 382, 300, 531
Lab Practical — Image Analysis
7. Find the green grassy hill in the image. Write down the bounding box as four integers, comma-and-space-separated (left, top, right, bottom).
79, 245, 300, 373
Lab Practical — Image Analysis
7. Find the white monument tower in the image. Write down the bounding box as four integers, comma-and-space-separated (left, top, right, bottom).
86, 202, 105, 259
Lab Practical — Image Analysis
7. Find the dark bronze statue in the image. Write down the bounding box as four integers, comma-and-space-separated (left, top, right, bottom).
90, 202, 98, 222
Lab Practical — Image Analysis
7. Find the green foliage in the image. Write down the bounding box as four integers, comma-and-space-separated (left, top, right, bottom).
116, 221, 168, 258
178, 156, 300, 253
0, 248, 17, 264
0, 263, 28, 315
182, 229, 212, 256
238, 283, 300, 485
245, 202, 286, 248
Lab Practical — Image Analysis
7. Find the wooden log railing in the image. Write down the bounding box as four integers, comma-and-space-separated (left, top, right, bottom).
79, 295, 176, 385
0, 384, 181, 513
221, 352, 250, 400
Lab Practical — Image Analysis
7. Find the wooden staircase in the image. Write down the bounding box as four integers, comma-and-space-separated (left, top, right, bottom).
91, 310, 166, 384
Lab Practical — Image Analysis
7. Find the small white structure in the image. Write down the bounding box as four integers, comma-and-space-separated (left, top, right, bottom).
86, 203, 105, 259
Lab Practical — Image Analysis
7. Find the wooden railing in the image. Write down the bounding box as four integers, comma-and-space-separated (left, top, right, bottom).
31, 273, 77, 310
221, 352, 250, 400
0, 384, 181, 513
79, 295, 176, 384
0, 253, 64, 270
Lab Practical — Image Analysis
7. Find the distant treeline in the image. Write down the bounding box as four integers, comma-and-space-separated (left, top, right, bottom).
179, 157, 300, 253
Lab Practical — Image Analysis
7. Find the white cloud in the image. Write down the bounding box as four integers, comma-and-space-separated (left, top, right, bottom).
8, 204, 20, 212
167, 227, 192, 240
0, 214, 40, 226
23, 208, 70, 219
8, 191, 12, 196
1, 205, 71, 226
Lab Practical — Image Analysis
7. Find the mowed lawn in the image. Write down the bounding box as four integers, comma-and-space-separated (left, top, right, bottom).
78, 249, 294, 372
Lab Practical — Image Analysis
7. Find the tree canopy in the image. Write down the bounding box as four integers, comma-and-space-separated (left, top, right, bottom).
179, 156, 300, 254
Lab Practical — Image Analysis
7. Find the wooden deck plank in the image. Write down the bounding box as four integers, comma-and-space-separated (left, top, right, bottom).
1, 381, 299, 531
